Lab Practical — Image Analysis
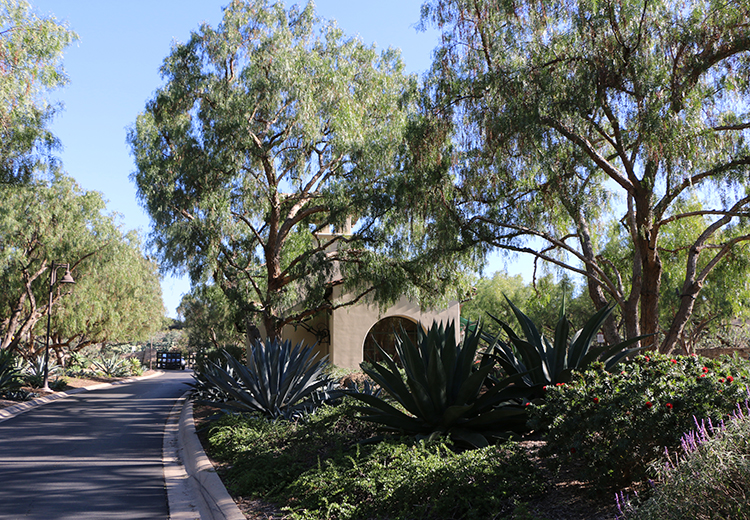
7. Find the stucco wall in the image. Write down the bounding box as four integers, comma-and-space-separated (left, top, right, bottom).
330, 296, 461, 369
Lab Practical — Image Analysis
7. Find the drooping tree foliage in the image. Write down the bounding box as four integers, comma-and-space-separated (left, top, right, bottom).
177, 284, 245, 353
0, 0, 77, 184
129, 0, 475, 343
0, 173, 165, 362
418, 0, 750, 353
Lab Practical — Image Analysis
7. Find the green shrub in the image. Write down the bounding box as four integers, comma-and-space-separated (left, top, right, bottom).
0, 350, 23, 397
351, 320, 528, 448
529, 353, 750, 487
285, 439, 545, 520
204, 400, 545, 520
92, 354, 130, 377
23, 355, 62, 387
126, 357, 144, 376
617, 404, 750, 519
206, 399, 379, 497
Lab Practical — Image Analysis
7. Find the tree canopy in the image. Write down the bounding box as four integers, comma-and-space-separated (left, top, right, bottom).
0, 0, 77, 184
419, 0, 750, 352
129, 0, 474, 342
0, 173, 165, 362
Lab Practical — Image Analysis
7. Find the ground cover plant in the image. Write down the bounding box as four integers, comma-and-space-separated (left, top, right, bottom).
203, 399, 547, 520
529, 353, 750, 488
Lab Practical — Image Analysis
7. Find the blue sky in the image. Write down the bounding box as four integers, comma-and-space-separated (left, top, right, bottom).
30, 0, 526, 318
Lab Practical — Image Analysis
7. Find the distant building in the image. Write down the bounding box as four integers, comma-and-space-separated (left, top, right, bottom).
255, 223, 460, 370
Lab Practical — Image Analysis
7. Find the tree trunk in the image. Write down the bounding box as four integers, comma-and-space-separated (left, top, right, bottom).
634, 188, 662, 349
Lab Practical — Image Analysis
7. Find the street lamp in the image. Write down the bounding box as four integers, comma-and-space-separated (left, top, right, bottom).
42, 262, 75, 392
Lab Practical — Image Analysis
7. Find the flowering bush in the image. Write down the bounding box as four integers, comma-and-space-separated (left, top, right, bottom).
617, 400, 750, 519
528, 353, 750, 487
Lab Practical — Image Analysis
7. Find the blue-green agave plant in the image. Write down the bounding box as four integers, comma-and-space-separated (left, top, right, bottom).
194, 338, 337, 420
350, 320, 529, 448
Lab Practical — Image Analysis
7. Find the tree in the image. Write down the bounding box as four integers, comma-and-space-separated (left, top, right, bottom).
52, 231, 166, 360
129, 0, 473, 343
0, 173, 165, 362
419, 0, 750, 352
0, 0, 77, 184
461, 271, 595, 336
177, 284, 245, 352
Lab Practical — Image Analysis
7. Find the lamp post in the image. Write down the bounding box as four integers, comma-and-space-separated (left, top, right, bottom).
42, 262, 75, 392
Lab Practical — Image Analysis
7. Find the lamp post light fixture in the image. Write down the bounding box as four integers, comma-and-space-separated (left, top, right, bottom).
42, 262, 75, 393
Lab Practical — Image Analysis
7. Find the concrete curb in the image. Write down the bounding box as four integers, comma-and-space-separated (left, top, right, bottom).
0, 370, 164, 423
164, 391, 245, 520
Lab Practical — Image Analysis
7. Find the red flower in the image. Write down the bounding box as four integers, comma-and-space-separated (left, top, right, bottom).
665, 402, 673, 410
644, 356, 650, 362
700, 374, 706, 378
593, 397, 599, 404
570, 447, 576, 454
727, 376, 734, 383
702, 367, 709, 373
671, 359, 677, 364
719, 378, 725, 383
645, 401, 653, 408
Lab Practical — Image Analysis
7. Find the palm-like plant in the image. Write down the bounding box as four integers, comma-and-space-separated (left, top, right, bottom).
483, 297, 647, 393
195, 338, 337, 420
350, 320, 529, 448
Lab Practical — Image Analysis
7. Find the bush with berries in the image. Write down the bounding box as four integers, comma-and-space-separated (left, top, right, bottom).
528, 353, 750, 487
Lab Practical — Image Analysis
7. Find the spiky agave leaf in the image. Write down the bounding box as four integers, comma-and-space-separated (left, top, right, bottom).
192, 338, 339, 420
483, 296, 650, 392
350, 320, 528, 448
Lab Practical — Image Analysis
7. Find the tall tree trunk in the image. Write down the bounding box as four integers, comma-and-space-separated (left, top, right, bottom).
633, 188, 662, 348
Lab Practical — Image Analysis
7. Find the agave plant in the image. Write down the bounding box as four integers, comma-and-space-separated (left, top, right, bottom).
23, 355, 62, 387
483, 297, 647, 393
92, 354, 130, 377
350, 320, 529, 448
0, 350, 23, 396
195, 338, 338, 420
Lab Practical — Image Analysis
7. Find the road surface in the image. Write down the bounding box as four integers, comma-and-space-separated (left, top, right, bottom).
0, 370, 193, 520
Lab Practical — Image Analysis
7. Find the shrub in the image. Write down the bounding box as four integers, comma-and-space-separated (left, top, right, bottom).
23, 355, 63, 388
92, 354, 130, 377
351, 320, 528, 448
617, 401, 750, 519
285, 439, 545, 520
529, 353, 750, 487
203, 400, 545, 520
126, 357, 144, 376
206, 399, 379, 497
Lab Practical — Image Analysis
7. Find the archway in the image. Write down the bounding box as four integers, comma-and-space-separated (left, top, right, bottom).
362, 316, 419, 365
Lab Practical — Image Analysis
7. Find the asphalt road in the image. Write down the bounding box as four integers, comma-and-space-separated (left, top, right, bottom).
0, 370, 193, 520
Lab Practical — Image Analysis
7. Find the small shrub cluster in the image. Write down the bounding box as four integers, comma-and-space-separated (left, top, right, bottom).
205, 400, 545, 520
529, 353, 750, 487
617, 402, 750, 519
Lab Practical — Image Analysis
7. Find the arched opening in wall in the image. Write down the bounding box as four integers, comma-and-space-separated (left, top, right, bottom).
362, 316, 419, 365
